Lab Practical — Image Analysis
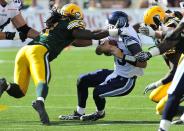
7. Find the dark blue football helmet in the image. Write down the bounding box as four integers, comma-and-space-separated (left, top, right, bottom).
107, 11, 129, 28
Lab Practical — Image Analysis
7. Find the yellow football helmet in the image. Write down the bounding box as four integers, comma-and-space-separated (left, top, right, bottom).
144, 6, 166, 29
59, 3, 84, 20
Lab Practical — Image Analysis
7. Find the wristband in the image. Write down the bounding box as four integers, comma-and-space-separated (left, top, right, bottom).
92, 40, 100, 45
149, 47, 160, 57
123, 54, 137, 65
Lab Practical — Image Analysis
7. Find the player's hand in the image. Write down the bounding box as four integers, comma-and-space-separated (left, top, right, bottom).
144, 80, 162, 94
135, 51, 152, 62
5, 32, 16, 40
144, 83, 157, 94
139, 25, 155, 37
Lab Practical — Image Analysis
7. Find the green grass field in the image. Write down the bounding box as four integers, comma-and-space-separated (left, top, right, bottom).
0, 47, 184, 131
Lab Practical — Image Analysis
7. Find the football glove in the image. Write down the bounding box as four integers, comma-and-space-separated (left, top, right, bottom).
144, 81, 162, 94
5, 32, 16, 40
139, 25, 155, 37
135, 51, 152, 62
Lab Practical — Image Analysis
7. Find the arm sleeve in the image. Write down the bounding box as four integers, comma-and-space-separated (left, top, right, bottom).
161, 52, 181, 84
127, 43, 143, 56
161, 65, 177, 84
72, 29, 109, 40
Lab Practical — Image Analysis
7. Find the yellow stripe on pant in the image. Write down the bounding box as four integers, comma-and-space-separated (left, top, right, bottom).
14, 45, 50, 95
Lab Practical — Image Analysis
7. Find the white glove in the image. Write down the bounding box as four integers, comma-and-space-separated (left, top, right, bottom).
139, 25, 156, 37
144, 80, 162, 94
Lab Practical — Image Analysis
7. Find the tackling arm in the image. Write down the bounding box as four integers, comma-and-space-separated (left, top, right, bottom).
71, 39, 92, 47
127, 44, 147, 68
72, 29, 119, 40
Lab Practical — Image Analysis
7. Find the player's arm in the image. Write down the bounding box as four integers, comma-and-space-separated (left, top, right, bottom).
127, 44, 147, 68
72, 29, 114, 40
0, 31, 15, 40
71, 39, 92, 47
96, 41, 147, 68
135, 22, 184, 62
11, 12, 39, 41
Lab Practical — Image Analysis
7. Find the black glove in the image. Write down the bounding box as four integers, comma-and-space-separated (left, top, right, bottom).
19, 32, 27, 42
5, 32, 16, 40
135, 51, 152, 62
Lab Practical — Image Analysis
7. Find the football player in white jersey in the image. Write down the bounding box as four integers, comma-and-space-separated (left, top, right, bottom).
59, 11, 147, 121
0, 0, 39, 41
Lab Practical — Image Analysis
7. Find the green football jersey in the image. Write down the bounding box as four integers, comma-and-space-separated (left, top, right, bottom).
28, 18, 85, 61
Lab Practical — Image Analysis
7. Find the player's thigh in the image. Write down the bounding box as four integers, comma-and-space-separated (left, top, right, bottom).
26, 45, 50, 86
149, 82, 171, 102
14, 46, 30, 94
168, 59, 184, 96
94, 76, 136, 98
78, 69, 113, 87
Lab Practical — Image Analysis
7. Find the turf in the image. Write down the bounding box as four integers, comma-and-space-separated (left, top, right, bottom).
0, 47, 184, 131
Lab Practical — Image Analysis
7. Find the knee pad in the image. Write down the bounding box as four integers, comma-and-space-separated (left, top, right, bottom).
7, 83, 25, 98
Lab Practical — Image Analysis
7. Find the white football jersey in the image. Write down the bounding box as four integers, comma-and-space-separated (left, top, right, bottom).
0, 0, 21, 31
109, 26, 144, 78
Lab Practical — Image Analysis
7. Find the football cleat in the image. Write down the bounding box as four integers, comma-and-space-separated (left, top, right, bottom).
80, 111, 105, 121
158, 128, 166, 131
171, 119, 184, 125
59, 111, 83, 120
0, 78, 8, 97
32, 100, 50, 125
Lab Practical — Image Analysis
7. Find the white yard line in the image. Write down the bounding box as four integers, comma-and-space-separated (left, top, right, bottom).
8, 105, 154, 110
0, 60, 14, 64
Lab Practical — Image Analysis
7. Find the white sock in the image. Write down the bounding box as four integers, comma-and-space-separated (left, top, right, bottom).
77, 106, 85, 115
37, 97, 45, 102
159, 119, 171, 131
180, 113, 184, 122
96, 109, 105, 116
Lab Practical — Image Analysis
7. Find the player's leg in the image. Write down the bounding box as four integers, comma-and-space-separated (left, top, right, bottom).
59, 69, 113, 120
0, 46, 29, 98
27, 45, 50, 125
159, 60, 184, 131
149, 82, 171, 103
81, 75, 136, 121
156, 95, 168, 115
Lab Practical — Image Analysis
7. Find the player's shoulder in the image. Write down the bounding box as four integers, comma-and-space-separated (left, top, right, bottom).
67, 19, 86, 30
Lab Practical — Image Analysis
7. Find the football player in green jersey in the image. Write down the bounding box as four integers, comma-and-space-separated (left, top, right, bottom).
0, 3, 121, 125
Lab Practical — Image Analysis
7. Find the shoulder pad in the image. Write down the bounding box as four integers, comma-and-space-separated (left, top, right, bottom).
67, 20, 86, 30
